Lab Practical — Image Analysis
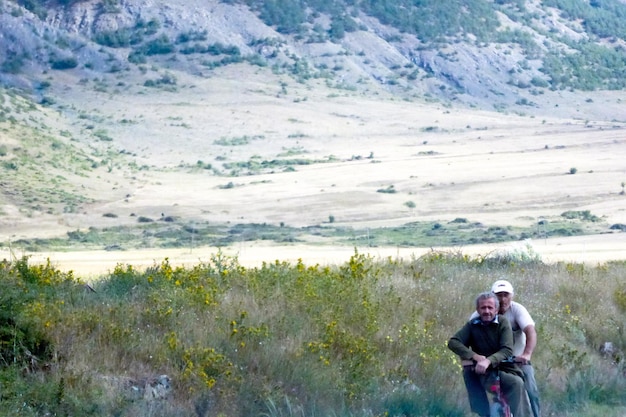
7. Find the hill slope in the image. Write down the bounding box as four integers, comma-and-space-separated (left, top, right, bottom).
1, 0, 626, 253
4, 0, 626, 109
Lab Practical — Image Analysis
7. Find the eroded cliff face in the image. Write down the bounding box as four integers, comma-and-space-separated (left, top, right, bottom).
0, 0, 564, 109
44, 0, 272, 43
3, 0, 626, 114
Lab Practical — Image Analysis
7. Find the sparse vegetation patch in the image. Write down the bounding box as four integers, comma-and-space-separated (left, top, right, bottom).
9, 212, 611, 253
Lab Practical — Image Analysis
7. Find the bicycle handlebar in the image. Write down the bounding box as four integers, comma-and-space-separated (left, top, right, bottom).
462, 356, 530, 371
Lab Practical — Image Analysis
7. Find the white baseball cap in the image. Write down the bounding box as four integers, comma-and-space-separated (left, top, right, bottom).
491, 279, 514, 294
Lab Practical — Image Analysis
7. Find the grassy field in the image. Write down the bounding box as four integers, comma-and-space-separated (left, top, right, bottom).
1, 250, 624, 416
2, 44, 626, 417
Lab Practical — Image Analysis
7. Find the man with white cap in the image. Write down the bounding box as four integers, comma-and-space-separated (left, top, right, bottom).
471, 279, 541, 417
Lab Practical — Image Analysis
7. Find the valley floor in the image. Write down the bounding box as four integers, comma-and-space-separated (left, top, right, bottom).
6, 232, 625, 279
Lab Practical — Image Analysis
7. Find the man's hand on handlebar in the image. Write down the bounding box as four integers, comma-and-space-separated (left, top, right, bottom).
461, 355, 527, 374
471, 354, 490, 374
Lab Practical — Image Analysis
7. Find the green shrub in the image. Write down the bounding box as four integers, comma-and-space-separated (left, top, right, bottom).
143, 73, 177, 88
40, 96, 55, 106
128, 50, 147, 64
93, 29, 132, 48
0, 257, 79, 371
218, 181, 235, 189
141, 35, 175, 55
176, 29, 208, 43
50, 56, 78, 70
615, 285, 626, 314
135, 17, 161, 35
17, 0, 47, 19
377, 185, 396, 194
93, 129, 113, 141
2, 160, 18, 170
1, 52, 27, 74
531, 76, 549, 88
0, 254, 625, 415
207, 42, 240, 56
561, 210, 600, 222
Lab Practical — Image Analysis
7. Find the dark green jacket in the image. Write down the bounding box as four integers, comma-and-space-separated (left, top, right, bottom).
448, 315, 522, 377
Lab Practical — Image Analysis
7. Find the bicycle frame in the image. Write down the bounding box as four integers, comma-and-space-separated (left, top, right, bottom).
487, 370, 511, 417
462, 356, 517, 417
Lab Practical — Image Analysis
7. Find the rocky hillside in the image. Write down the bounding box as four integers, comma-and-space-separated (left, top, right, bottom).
2, 0, 626, 109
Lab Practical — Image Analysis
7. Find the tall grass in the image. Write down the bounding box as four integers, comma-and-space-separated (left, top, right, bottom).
0, 251, 624, 416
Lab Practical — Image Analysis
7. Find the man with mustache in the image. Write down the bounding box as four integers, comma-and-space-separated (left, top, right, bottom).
449, 292, 531, 417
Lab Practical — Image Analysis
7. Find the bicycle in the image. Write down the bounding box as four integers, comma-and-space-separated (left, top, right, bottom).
463, 356, 518, 417
486, 366, 511, 417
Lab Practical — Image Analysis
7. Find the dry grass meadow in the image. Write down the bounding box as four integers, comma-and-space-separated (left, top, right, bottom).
2, 66, 626, 277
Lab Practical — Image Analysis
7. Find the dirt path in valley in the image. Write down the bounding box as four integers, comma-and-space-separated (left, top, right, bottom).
4, 232, 624, 280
